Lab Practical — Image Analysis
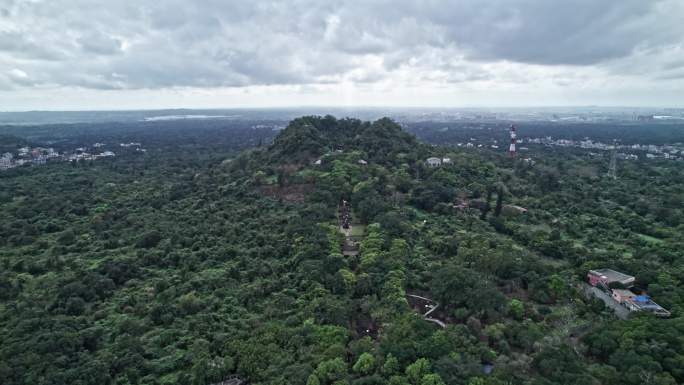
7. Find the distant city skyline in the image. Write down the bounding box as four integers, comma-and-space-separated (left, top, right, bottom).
1, 0, 683, 110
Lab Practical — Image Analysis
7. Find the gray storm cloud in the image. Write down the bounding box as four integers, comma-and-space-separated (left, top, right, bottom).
0, 0, 682, 104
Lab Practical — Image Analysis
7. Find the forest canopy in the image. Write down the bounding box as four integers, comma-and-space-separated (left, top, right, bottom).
1, 116, 683, 385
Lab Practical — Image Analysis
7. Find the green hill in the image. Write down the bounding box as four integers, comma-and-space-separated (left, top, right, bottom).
268, 116, 419, 164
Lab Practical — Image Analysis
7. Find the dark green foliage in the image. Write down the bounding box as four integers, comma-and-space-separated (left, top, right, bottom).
269, 116, 420, 165
1, 116, 683, 385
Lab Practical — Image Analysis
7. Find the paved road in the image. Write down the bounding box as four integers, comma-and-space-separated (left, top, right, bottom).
582, 284, 630, 320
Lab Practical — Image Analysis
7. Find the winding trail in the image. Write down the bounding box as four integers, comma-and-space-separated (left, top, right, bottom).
407, 294, 446, 328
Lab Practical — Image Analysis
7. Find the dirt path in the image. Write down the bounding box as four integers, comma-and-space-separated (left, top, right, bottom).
339, 200, 359, 256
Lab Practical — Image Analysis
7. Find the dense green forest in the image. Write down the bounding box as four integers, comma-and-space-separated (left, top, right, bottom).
1, 116, 683, 385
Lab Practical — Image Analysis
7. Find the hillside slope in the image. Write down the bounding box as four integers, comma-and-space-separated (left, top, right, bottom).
1, 116, 682, 385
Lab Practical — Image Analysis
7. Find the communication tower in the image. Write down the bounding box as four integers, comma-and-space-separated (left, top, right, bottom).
509, 124, 517, 157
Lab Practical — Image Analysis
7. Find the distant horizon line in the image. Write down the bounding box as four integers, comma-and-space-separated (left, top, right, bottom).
1, 105, 682, 113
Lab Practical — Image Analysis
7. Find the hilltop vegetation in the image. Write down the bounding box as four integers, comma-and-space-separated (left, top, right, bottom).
1, 116, 683, 385
268, 116, 418, 164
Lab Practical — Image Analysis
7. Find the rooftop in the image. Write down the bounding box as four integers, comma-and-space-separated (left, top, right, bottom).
589, 268, 635, 283
612, 289, 635, 298
626, 295, 671, 316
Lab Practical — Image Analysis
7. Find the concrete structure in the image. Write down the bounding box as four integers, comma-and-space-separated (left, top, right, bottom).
426, 157, 442, 167
611, 289, 635, 303
0, 157, 12, 170
622, 295, 671, 317
582, 284, 631, 320
587, 269, 670, 318
503, 205, 528, 215
587, 269, 635, 288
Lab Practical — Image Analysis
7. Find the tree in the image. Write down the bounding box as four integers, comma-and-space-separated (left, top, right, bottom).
406, 358, 431, 385
307, 374, 321, 385
430, 264, 476, 307
509, 299, 524, 320
315, 358, 348, 384
58, 229, 76, 245
137, 230, 162, 248
420, 374, 446, 385
494, 186, 504, 217
388, 239, 410, 267
548, 274, 566, 300
353, 353, 376, 375
480, 188, 493, 220
388, 376, 410, 385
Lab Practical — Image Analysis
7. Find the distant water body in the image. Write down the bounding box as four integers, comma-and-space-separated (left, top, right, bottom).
0, 108, 374, 125
0, 108, 395, 125
0, 110, 251, 125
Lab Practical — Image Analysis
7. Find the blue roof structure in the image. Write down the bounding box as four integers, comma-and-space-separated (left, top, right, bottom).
626, 294, 671, 316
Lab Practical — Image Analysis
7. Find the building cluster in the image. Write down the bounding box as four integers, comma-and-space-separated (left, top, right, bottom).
120, 142, 147, 152
425, 157, 452, 167
588, 269, 670, 317
0, 143, 126, 171
526, 137, 683, 161
66, 150, 115, 162
1, 147, 60, 170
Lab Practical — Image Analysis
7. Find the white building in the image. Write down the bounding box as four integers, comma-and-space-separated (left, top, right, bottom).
0, 157, 12, 170
426, 157, 442, 167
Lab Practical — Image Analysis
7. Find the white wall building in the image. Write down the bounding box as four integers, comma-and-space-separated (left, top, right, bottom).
426, 157, 441, 167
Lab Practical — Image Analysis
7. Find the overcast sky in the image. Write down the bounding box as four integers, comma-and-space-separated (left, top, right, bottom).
1, 0, 683, 110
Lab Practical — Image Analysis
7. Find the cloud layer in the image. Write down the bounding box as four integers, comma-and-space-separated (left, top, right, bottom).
0, 0, 683, 108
